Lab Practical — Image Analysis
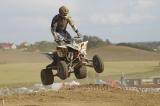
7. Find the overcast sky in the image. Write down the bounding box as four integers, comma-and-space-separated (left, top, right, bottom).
0, 0, 160, 44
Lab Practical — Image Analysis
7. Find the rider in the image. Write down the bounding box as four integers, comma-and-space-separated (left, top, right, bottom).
51, 5, 80, 45
47, 6, 80, 69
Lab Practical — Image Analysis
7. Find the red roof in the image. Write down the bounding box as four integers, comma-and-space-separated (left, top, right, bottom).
0, 43, 13, 48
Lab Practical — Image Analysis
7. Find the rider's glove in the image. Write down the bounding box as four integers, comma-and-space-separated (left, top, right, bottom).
75, 29, 81, 38
77, 32, 81, 38
55, 39, 62, 45
75, 29, 78, 33
55, 39, 59, 42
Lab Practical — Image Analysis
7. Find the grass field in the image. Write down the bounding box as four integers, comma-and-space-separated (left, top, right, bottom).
0, 49, 160, 106
0, 63, 48, 86
0, 61, 160, 86
98, 61, 160, 79
0, 46, 160, 86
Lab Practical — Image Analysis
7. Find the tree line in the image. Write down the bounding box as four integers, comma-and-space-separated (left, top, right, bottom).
117, 41, 160, 52
26, 35, 111, 52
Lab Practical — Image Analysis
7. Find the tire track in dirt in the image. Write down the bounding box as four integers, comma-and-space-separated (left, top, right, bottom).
0, 84, 160, 106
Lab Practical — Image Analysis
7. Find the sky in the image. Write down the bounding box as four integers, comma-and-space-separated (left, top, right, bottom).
0, 0, 160, 44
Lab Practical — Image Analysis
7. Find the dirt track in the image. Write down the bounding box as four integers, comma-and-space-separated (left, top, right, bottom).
0, 85, 160, 106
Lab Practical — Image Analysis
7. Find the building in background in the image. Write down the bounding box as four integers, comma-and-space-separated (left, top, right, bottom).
124, 77, 160, 87
19, 42, 30, 50
125, 79, 142, 86
153, 78, 160, 84
0, 43, 17, 50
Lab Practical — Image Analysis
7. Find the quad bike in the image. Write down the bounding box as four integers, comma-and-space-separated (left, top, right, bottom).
41, 35, 104, 85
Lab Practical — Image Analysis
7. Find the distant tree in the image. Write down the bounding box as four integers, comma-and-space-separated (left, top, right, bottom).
23, 35, 112, 51
157, 46, 160, 66
27, 41, 57, 52
83, 35, 110, 49
158, 46, 160, 51
105, 39, 111, 45
117, 43, 153, 51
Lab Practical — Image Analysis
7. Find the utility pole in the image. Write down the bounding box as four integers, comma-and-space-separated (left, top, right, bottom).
154, 46, 160, 66
120, 72, 126, 87
157, 46, 160, 66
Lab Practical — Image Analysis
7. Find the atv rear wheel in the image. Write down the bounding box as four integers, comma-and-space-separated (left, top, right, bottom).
41, 69, 54, 85
57, 61, 68, 80
74, 65, 87, 79
93, 55, 104, 73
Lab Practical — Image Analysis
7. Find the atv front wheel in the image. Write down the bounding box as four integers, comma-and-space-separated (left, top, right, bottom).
57, 61, 68, 80
74, 66, 87, 79
93, 55, 104, 73
41, 69, 54, 85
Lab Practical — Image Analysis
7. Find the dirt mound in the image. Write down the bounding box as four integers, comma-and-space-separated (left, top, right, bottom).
88, 45, 160, 61
0, 84, 160, 106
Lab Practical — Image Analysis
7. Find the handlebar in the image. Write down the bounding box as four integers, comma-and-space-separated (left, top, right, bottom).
53, 31, 84, 45
73, 36, 83, 41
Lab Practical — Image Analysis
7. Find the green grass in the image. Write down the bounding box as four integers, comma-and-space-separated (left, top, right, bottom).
0, 61, 160, 86
0, 62, 49, 86
103, 61, 159, 75
93, 61, 160, 79
77, 61, 160, 82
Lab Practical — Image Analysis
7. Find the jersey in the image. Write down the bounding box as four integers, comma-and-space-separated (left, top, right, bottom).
51, 14, 77, 33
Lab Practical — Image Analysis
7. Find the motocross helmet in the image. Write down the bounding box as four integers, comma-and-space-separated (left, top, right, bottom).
59, 6, 69, 17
